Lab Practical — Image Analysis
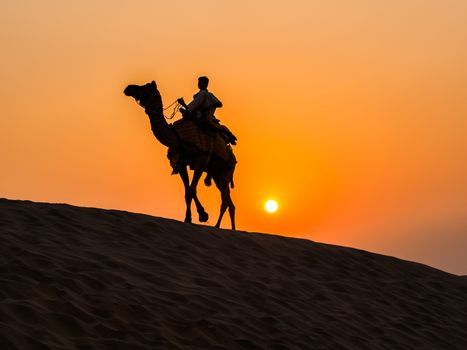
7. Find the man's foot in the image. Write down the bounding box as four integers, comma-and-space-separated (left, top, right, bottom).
227, 132, 237, 145
204, 176, 212, 187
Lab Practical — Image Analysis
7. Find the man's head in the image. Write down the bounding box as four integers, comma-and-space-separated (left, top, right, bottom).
198, 76, 209, 90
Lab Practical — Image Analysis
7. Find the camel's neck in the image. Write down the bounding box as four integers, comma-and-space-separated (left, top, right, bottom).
144, 92, 179, 149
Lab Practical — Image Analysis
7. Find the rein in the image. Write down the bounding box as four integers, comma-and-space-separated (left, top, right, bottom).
163, 99, 181, 119
137, 98, 181, 120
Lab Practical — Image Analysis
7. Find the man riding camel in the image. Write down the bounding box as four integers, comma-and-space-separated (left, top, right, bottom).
178, 76, 237, 146
177, 76, 237, 187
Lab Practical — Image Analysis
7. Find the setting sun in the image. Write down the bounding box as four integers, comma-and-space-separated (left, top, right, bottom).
265, 200, 278, 213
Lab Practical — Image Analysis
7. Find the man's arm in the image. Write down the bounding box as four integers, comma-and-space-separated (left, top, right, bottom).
210, 94, 222, 109
177, 97, 188, 108
187, 91, 206, 112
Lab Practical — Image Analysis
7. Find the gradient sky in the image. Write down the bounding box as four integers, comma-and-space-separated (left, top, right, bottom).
1, 1, 466, 274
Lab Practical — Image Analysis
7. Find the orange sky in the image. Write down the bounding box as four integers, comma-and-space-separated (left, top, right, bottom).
1, 1, 466, 274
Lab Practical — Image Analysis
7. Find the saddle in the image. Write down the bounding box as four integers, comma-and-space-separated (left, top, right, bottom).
171, 118, 234, 162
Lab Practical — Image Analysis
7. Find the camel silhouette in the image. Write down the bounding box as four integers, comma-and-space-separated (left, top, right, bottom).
124, 81, 236, 230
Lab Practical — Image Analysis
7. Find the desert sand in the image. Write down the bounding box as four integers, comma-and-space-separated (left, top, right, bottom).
0, 198, 466, 349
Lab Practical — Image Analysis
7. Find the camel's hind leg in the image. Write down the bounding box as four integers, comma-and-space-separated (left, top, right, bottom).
214, 176, 235, 230
228, 196, 236, 230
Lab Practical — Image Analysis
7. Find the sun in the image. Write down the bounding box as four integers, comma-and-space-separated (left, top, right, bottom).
264, 199, 279, 213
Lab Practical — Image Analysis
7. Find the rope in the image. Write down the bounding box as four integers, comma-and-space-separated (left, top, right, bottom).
137, 98, 181, 120
163, 100, 181, 120
163, 99, 178, 111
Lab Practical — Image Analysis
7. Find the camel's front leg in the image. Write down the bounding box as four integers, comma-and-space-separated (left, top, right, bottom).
193, 194, 209, 222
189, 169, 209, 222
180, 167, 207, 223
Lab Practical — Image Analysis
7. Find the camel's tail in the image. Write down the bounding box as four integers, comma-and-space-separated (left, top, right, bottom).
230, 178, 235, 189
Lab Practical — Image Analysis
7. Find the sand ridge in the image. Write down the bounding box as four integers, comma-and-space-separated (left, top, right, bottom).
0, 198, 466, 349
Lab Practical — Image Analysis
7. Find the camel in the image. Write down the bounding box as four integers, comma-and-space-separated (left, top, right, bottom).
124, 81, 236, 230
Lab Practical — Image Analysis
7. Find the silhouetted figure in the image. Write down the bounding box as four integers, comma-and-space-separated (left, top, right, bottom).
124, 81, 236, 230
178, 77, 237, 145
178, 76, 237, 186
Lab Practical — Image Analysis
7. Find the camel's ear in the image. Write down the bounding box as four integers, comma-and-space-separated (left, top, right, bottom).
150, 80, 157, 89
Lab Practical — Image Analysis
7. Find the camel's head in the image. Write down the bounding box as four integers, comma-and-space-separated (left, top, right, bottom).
124, 81, 158, 108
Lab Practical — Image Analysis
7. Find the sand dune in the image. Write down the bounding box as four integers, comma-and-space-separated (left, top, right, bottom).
0, 198, 466, 349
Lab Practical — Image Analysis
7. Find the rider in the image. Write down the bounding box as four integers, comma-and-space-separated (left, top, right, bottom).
183, 76, 221, 120
178, 77, 237, 187
178, 76, 237, 145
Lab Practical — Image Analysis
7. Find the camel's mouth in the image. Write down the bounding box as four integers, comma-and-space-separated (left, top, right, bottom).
124, 84, 141, 98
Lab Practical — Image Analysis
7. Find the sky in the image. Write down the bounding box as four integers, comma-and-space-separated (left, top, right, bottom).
1, 0, 466, 274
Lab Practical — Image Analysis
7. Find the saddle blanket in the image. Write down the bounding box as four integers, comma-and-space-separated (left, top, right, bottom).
172, 119, 232, 162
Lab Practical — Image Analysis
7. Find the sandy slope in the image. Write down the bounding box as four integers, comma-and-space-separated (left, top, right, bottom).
0, 198, 466, 350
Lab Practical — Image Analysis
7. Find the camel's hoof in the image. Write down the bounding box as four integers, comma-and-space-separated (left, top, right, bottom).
199, 211, 209, 223
184, 216, 192, 223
